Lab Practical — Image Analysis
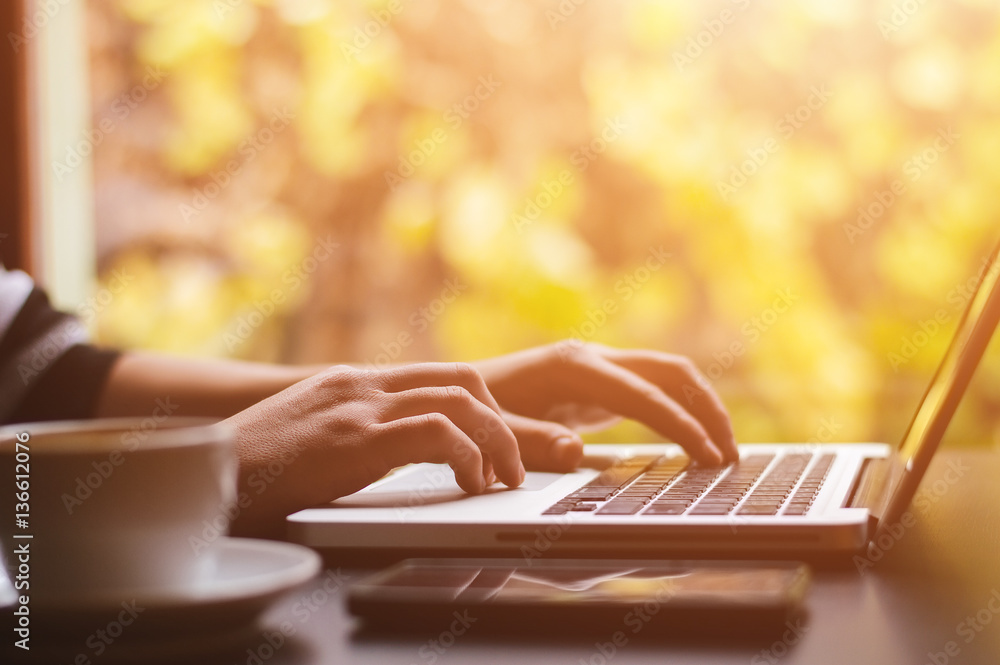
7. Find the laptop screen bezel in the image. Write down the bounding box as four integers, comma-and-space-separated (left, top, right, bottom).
882, 237, 1000, 527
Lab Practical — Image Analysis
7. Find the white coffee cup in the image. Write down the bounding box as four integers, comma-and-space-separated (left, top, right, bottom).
0, 417, 236, 601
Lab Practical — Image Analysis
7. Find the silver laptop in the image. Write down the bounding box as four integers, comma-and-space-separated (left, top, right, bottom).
289, 239, 1000, 557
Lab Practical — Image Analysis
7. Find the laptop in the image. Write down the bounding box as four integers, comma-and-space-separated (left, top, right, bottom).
289, 238, 1000, 557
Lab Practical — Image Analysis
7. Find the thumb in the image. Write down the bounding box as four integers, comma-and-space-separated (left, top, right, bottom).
503, 412, 584, 472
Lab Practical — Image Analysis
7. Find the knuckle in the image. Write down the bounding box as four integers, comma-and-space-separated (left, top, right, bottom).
359, 418, 382, 441
444, 384, 473, 405
553, 338, 582, 353
451, 361, 481, 384
418, 411, 454, 434
379, 364, 412, 387
317, 364, 361, 390
331, 403, 377, 434
677, 357, 701, 381
559, 339, 593, 366
663, 354, 697, 378
365, 387, 387, 407
674, 356, 698, 374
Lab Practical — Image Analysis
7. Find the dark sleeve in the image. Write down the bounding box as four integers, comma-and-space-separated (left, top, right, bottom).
0, 288, 122, 425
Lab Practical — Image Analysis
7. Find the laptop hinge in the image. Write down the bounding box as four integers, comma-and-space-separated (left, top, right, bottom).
848, 457, 892, 521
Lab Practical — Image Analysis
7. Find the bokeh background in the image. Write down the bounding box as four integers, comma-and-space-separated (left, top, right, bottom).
83, 0, 1000, 446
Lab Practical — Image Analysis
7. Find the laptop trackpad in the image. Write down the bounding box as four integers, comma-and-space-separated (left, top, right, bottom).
333, 463, 563, 508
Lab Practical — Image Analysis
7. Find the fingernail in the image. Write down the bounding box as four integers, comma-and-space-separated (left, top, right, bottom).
486, 470, 496, 485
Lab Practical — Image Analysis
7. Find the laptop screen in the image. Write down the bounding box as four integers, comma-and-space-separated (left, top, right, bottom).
885, 238, 1000, 524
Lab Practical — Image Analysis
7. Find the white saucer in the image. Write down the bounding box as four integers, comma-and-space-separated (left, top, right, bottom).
10, 537, 321, 662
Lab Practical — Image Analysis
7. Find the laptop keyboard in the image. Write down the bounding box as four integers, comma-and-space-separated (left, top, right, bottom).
543, 451, 835, 518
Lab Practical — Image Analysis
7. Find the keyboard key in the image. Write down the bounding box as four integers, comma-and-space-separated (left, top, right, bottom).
550, 456, 665, 517
684, 454, 775, 515
650, 500, 692, 508
545, 450, 836, 521
642, 505, 687, 515
596, 501, 644, 515
689, 505, 732, 515
782, 453, 835, 514
567, 489, 615, 501
590, 456, 660, 486
617, 496, 655, 504
738, 505, 781, 515
732, 451, 813, 515
544, 451, 834, 519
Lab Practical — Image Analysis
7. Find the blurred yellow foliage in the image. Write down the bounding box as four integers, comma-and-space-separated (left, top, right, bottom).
87, 0, 1000, 447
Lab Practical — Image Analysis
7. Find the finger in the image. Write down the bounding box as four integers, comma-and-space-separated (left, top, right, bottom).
542, 403, 622, 433
379, 362, 506, 415
381, 387, 499, 485
368, 413, 488, 494
561, 351, 723, 465
378, 386, 523, 487
595, 348, 739, 462
503, 412, 584, 472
